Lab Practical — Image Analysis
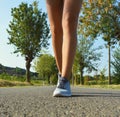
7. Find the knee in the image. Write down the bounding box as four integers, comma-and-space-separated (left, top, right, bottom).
62, 14, 78, 32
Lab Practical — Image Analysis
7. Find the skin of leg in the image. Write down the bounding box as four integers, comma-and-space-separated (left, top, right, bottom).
46, 0, 63, 74
62, 0, 83, 79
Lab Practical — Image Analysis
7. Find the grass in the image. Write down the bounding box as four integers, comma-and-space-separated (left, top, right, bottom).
0, 73, 49, 87
0, 79, 49, 87
0, 79, 33, 87
78, 84, 120, 90
0, 78, 120, 90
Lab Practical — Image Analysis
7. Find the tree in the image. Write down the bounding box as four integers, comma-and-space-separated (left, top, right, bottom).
79, 0, 120, 84
73, 36, 102, 85
7, 1, 50, 82
112, 47, 120, 84
99, 68, 107, 82
34, 54, 57, 84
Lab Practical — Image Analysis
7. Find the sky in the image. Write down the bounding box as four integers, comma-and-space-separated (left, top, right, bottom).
0, 0, 112, 76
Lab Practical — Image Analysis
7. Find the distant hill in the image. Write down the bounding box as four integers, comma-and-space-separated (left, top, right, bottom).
0, 64, 38, 77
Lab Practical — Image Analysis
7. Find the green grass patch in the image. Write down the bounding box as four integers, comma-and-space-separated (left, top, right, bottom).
0, 73, 48, 87
0, 73, 26, 82
0, 79, 32, 87
78, 84, 120, 90
0, 78, 49, 87
31, 80, 48, 86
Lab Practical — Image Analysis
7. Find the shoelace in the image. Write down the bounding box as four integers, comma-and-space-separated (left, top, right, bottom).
57, 78, 68, 89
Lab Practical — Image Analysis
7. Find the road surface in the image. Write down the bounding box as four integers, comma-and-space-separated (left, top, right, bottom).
0, 86, 120, 117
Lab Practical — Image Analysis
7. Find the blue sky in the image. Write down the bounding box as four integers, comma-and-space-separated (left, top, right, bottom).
0, 0, 111, 76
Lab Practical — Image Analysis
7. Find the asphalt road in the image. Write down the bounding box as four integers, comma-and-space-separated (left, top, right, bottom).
0, 86, 120, 117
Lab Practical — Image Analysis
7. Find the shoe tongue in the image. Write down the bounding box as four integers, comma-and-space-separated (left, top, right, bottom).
57, 77, 68, 89
61, 77, 68, 82
58, 73, 61, 79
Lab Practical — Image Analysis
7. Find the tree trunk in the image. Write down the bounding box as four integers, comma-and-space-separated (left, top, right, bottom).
71, 69, 74, 86
72, 74, 74, 86
78, 75, 80, 84
108, 42, 111, 84
80, 69, 84, 85
26, 59, 31, 83
47, 74, 50, 84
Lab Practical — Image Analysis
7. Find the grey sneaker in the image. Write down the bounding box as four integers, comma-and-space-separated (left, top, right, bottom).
53, 76, 71, 97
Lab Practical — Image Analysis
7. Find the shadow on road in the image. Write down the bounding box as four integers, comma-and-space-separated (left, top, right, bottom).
72, 92, 120, 97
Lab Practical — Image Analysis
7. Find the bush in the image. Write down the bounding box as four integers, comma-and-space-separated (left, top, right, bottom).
84, 76, 89, 85
84, 80, 109, 85
0, 73, 26, 82
0, 73, 10, 80
0, 79, 32, 87
31, 79, 47, 85
72, 75, 80, 85
97, 80, 109, 85
112, 76, 120, 84
87, 80, 97, 85
50, 74, 57, 85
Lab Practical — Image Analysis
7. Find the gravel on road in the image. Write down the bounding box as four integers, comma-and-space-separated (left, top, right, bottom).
0, 86, 120, 117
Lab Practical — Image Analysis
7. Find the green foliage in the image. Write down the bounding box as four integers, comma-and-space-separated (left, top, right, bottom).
79, 0, 120, 84
112, 47, 120, 84
7, 1, 50, 58
31, 79, 48, 85
73, 36, 102, 84
99, 68, 107, 81
73, 75, 80, 85
97, 80, 109, 85
84, 76, 89, 85
84, 80, 109, 85
0, 72, 50, 86
7, 1, 50, 82
96, 80, 108, 85
0, 73, 26, 82
50, 74, 58, 85
79, 0, 120, 42
34, 54, 58, 83
0, 73, 49, 86
87, 80, 97, 85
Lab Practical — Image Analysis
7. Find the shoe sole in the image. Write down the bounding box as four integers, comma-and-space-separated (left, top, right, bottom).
53, 93, 71, 97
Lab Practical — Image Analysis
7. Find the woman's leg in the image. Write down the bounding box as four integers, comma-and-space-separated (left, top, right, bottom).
46, 0, 63, 74
62, 0, 83, 79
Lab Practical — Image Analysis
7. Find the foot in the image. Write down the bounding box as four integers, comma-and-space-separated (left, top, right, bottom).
53, 76, 71, 97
